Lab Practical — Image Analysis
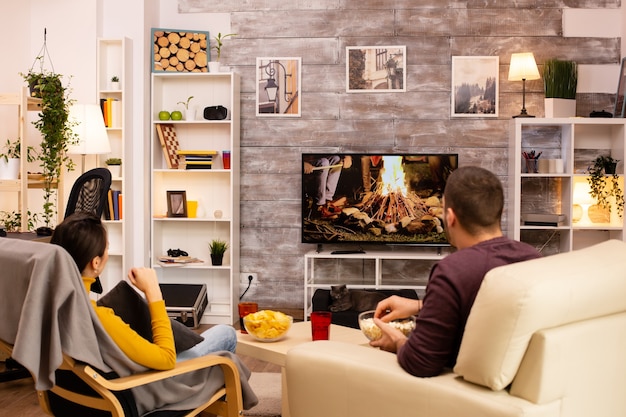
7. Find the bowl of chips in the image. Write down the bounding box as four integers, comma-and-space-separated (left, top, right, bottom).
243, 310, 293, 342
358, 310, 416, 341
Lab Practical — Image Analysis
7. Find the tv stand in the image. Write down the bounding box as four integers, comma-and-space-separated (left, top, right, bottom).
303, 247, 450, 319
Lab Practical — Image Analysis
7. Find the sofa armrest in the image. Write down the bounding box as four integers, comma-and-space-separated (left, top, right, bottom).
285, 341, 559, 417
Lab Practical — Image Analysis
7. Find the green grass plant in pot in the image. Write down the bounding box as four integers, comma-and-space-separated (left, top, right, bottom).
209, 238, 229, 265
543, 58, 578, 118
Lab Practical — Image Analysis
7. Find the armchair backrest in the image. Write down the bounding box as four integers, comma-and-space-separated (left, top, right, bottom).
64, 167, 112, 219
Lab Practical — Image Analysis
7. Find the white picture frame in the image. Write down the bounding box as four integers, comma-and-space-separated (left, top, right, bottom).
346, 46, 406, 93
256, 57, 301, 117
451, 56, 499, 117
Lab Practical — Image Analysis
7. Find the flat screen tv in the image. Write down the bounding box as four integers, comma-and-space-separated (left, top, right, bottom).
302, 153, 458, 246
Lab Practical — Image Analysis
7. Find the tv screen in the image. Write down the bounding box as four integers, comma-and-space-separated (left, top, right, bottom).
302, 153, 458, 246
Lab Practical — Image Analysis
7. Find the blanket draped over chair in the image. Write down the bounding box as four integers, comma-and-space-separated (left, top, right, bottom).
0, 239, 258, 414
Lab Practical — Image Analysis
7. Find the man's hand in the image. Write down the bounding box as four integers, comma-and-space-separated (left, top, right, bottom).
374, 295, 422, 322
303, 162, 314, 174
369, 318, 407, 353
342, 155, 353, 169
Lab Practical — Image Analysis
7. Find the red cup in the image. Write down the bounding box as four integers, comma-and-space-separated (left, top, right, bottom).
238, 302, 258, 334
222, 150, 231, 170
310, 311, 332, 341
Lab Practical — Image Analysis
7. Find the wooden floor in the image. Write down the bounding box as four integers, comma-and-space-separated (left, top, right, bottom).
0, 324, 279, 416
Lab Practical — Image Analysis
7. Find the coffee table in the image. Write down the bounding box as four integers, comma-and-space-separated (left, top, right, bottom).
236, 321, 367, 417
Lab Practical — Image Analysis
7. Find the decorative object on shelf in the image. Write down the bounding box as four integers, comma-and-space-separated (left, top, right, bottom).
0, 139, 22, 180
203, 105, 228, 120
543, 58, 577, 118
451, 55, 498, 117
586, 155, 624, 219
213, 209, 223, 219
177, 96, 195, 120
176, 149, 216, 170
152, 28, 208, 72
209, 238, 228, 266
68, 104, 111, 174
187, 200, 198, 218
346, 46, 406, 93
613, 57, 626, 118
508, 52, 540, 118
522, 149, 541, 173
573, 181, 595, 226
158, 110, 171, 120
222, 150, 231, 169
210, 32, 237, 73
256, 57, 302, 117
21, 28, 76, 228
166, 190, 187, 217
105, 157, 122, 177
155, 123, 181, 169
110, 75, 120, 90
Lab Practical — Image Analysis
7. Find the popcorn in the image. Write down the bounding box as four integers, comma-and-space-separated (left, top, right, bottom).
359, 317, 415, 341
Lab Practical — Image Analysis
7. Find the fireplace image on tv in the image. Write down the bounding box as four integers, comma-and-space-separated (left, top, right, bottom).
302, 153, 458, 246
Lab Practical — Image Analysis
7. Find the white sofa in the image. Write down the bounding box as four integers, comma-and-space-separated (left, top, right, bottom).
285, 239, 626, 417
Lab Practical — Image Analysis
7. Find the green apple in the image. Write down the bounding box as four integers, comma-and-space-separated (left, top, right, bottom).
158, 111, 170, 120
171, 110, 183, 120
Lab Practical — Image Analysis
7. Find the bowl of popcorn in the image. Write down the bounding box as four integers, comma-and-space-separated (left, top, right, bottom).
243, 310, 293, 342
358, 310, 416, 341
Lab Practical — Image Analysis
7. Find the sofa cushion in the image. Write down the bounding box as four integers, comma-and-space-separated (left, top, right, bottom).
454, 239, 626, 391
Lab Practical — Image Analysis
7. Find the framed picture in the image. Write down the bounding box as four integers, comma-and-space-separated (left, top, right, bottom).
451, 56, 499, 117
256, 57, 301, 117
614, 57, 626, 118
346, 46, 406, 93
152, 28, 209, 72
167, 191, 187, 217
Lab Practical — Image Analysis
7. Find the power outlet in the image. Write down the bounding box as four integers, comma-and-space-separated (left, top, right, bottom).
240, 273, 258, 287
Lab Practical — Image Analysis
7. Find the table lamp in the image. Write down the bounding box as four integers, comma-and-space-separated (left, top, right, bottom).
573, 181, 595, 226
508, 52, 541, 118
68, 103, 110, 173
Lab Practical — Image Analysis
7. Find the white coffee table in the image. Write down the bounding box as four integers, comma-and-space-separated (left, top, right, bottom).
236, 321, 367, 417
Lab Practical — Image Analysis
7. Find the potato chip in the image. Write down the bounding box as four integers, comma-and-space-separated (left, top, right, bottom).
243, 310, 292, 341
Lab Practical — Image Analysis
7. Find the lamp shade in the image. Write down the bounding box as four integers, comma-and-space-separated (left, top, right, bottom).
508, 52, 540, 81
573, 181, 595, 206
67, 104, 111, 155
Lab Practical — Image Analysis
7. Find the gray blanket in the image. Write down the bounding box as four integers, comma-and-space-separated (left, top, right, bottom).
0, 239, 258, 414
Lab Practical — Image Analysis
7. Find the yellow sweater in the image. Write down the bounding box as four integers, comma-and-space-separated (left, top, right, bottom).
83, 276, 176, 370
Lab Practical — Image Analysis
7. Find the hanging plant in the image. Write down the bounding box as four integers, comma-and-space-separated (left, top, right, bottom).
20, 29, 76, 227
586, 155, 624, 218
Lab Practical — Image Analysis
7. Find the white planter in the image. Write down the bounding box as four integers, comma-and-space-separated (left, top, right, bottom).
544, 98, 576, 118
185, 108, 196, 121
107, 165, 121, 178
110, 81, 120, 90
208, 62, 221, 73
0, 158, 20, 179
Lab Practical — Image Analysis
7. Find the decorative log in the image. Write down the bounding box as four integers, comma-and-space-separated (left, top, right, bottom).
152, 29, 209, 72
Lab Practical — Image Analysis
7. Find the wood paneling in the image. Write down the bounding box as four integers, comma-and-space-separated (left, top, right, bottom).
177, 0, 622, 310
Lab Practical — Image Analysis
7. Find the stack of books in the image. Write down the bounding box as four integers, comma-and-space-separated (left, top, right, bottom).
176, 150, 217, 170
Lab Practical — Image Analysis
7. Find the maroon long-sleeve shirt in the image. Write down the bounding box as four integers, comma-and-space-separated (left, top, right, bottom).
398, 236, 541, 377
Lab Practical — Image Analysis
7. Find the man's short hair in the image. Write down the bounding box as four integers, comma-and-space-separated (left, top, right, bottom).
443, 166, 503, 234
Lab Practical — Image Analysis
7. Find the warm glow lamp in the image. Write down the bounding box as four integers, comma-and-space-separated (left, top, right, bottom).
573, 181, 595, 226
508, 52, 541, 118
67, 104, 110, 173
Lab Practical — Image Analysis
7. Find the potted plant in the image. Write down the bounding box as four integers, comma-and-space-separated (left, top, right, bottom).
543, 58, 578, 117
105, 157, 122, 177
209, 32, 237, 73
177, 96, 195, 120
209, 238, 229, 265
110, 75, 120, 90
0, 139, 21, 180
21, 61, 76, 228
586, 155, 624, 219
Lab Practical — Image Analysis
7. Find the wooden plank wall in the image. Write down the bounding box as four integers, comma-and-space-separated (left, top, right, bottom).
179, 0, 621, 309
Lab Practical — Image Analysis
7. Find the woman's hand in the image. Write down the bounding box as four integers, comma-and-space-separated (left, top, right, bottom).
128, 267, 163, 303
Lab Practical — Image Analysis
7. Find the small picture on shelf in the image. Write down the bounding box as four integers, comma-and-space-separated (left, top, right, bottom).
167, 191, 187, 217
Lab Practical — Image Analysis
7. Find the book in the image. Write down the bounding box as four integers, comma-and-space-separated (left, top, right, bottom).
176, 150, 217, 156
112, 190, 121, 220
107, 189, 114, 220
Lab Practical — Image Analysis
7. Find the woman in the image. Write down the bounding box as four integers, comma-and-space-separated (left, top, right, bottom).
50, 211, 237, 370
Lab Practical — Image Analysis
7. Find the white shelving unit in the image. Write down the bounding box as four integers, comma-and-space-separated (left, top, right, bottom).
150, 72, 240, 325
96, 38, 129, 293
303, 248, 448, 320
509, 118, 626, 254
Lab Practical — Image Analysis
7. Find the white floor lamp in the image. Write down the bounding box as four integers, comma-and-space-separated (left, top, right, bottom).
67, 103, 110, 173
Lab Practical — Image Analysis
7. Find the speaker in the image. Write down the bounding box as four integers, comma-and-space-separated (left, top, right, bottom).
203, 105, 228, 120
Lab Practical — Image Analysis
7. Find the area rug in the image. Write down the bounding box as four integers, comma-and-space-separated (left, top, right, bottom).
244, 372, 282, 417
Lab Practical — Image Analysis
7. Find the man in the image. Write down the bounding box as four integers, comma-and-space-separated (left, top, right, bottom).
371, 166, 540, 377
304, 155, 352, 217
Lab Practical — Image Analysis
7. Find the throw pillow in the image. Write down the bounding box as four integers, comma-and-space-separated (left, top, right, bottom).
97, 280, 204, 353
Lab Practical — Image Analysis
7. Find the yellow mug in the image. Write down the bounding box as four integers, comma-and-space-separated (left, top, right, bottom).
187, 200, 198, 218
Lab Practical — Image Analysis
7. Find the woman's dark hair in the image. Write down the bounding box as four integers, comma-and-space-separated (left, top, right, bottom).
443, 166, 504, 235
50, 212, 107, 273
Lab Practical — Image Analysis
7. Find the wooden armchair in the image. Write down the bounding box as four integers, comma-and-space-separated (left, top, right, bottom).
0, 239, 252, 417
0, 339, 242, 416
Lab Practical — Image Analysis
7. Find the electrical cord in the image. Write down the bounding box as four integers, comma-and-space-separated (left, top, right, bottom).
239, 275, 253, 300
